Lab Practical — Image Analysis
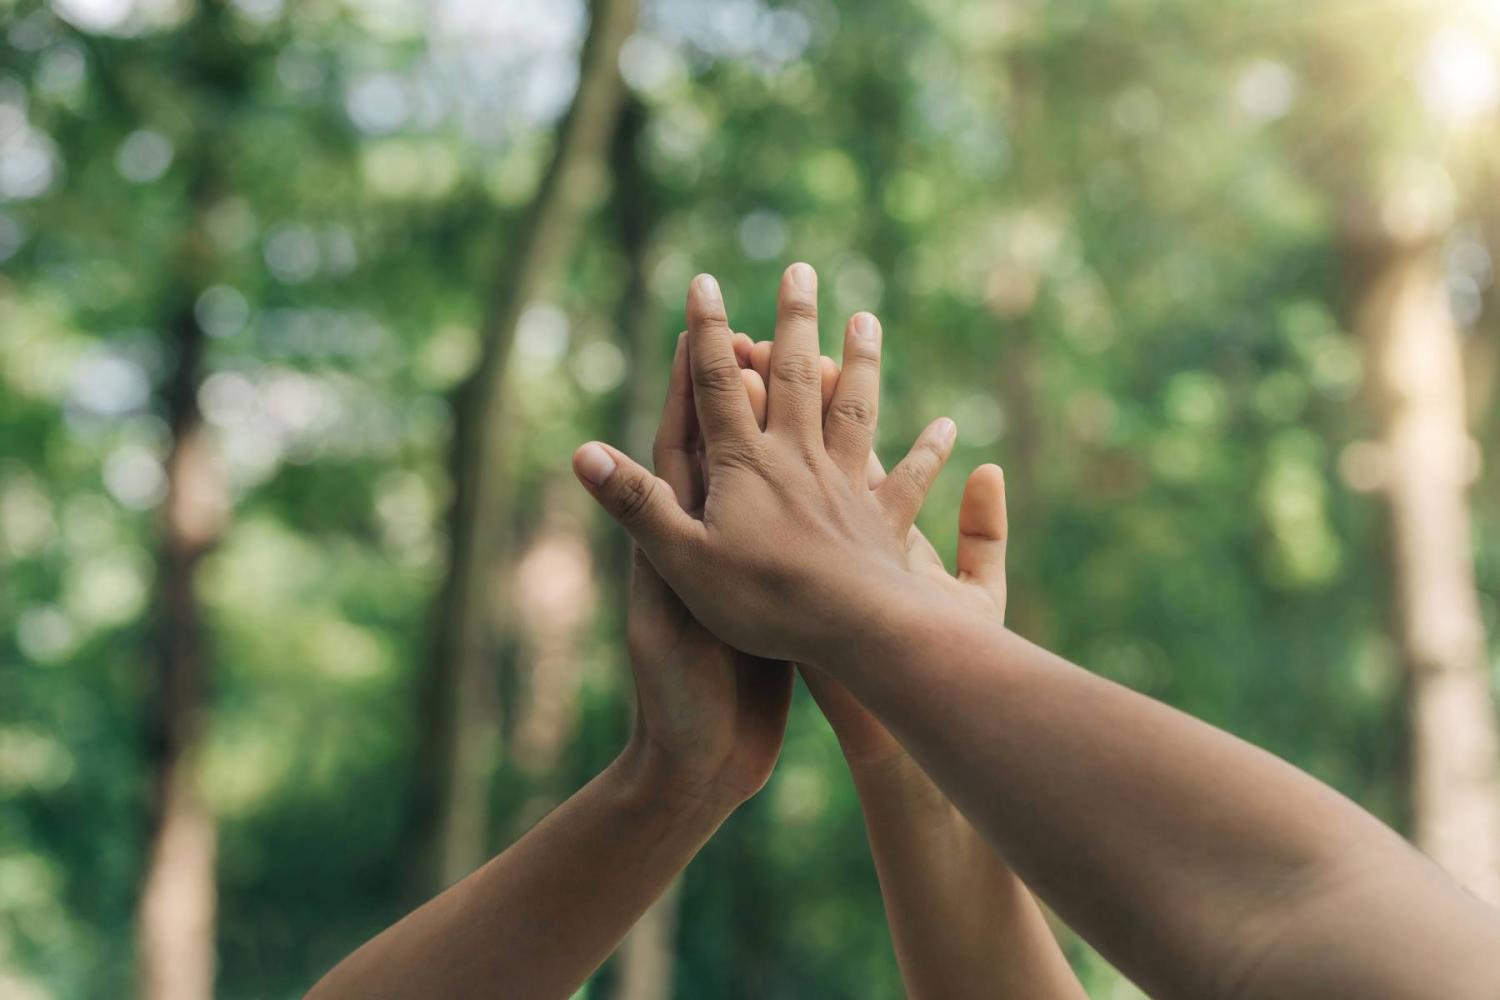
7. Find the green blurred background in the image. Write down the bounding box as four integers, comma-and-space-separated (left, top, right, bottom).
4, 0, 1500, 996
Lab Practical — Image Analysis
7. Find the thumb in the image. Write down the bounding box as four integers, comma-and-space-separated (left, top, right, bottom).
573, 442, 702, 559
956, 464, 1008, 613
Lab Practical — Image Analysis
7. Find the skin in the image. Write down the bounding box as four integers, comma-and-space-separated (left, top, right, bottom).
311, 325, 1020, 998
308, 337, 795, 1000
574, 262, 1500, 1000
745, 335, 1085, 999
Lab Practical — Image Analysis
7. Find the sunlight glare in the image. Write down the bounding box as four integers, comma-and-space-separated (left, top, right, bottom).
1419, 27, 1500, 124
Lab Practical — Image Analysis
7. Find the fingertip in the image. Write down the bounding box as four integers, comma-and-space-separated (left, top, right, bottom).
933, 417, 957, 452
960, 464, 1008, 541
574, 442, 618, 487
692, 272, 721, 303
786, 261, 817, 294
847, 311, 881, 349
974, 462, 1004, 486
687, 273, 726, 322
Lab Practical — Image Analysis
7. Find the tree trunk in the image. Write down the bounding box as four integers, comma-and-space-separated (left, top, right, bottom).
411, 0, 641, 891
603, 95, 683, 1000
1350, 231, 1500, 904
612, 880, 682, 1000
138, 294, 228, 1000
134, 6, 246, 991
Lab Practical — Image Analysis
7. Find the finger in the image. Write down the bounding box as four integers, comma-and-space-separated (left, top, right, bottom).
865, 451, 886, 489
574, 441, 704, 567
732, 332, 755, 369
652, 332, 704, 510
877, 417, 957, 529
750, 339, 772, 384
686, 274, 759, 452
823, 312, 881, 475
743, 367, 768, 429
820, 355, 838, 418
957, 464, 1008, 608
767, 262, 824, 440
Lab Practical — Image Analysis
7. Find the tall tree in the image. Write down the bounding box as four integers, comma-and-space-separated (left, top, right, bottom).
134, 5, 254, 996
603, 93, 682, 1000
413, 0, 641, 890
139, 285, 224, 1000
1347, 216, 1500, 903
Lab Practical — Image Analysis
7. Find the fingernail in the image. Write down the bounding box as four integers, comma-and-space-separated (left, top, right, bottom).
576, 443, 617, 486
694, 273, 722, 306
937, 418, 957, 444
789, 262, 816, 293
854, 312, 880, 342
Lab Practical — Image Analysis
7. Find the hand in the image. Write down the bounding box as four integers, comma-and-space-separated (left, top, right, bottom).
733, 340, 1010, 764
803, 461, 1009, 766
622, 333, 794, 809
573, 263, 955, 666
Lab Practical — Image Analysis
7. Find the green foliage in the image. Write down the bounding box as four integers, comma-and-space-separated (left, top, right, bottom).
2, 0, 1496, 996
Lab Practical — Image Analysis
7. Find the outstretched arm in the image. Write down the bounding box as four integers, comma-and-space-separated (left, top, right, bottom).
306, 748, 733, 1000
744, 337, 1083, 998
574, 264, 1500, 1000
805, 467, 1084, 1000
311, 335, 793, 1000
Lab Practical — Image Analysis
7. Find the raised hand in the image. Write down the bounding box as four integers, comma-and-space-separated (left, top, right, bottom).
623, 332, 793, 807
572, 263, 954, 665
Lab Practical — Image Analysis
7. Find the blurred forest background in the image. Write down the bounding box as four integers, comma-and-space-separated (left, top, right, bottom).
5, 0, 1500, 996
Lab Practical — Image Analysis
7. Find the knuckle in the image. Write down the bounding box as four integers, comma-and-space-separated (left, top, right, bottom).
829, 394, 875, 428
693, 303, 731, 330
771, 353, 822, 389
696, 353, 743, 395
615, 473, 656, 522
715, 441, 768, 476
915, 437, 945, 462
781, 298, 819, 325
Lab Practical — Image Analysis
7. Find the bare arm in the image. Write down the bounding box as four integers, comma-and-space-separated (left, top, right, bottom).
732, 336, 1085, 997
811, 670, 1085, 1000
306, 747, 734, 1000
575, 263, 1500, 999
822, 595, 1500, 999
801, 456, 1082, 1000
312, 334, 794, 1000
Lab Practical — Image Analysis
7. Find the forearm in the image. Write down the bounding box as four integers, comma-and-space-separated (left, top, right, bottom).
817, 591, 1500, 999
845, 751, 1084, 999
308, 743, 732, 1000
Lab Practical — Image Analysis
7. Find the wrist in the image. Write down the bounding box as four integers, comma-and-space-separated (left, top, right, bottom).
803, 571, 955, 676
613, 733, 742, 826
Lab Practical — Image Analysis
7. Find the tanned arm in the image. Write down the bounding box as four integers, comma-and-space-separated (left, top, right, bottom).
574, 263, 1500, 1000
